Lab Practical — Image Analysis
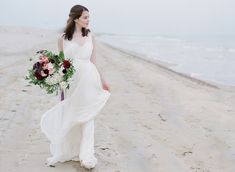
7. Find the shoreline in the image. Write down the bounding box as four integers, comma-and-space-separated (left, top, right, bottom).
98, 40, 235, 91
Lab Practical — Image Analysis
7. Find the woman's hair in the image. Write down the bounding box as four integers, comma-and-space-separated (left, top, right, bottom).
63, 5, 91, 40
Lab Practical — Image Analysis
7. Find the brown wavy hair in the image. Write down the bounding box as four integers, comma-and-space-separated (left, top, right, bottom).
63, 5, 91, 41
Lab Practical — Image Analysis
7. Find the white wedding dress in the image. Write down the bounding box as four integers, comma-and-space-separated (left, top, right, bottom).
40, 31, 111, 168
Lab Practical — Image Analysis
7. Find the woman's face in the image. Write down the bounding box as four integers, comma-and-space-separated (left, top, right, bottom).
74, 10, 90, 28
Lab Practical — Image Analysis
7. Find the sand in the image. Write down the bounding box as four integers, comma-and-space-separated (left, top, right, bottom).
0, 26, 235, 172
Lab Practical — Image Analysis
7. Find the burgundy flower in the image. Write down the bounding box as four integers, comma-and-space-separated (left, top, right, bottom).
33, 62, 41, 70
63, 60, 71, 69
34, 71, 43, 80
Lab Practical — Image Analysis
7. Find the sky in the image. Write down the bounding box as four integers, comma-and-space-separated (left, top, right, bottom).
0, 0, 234, 35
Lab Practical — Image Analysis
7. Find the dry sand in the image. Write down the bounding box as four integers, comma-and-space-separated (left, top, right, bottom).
0, 26, 235, 172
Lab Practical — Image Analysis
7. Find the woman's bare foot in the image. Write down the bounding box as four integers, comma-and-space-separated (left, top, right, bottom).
80, 156, 97, 170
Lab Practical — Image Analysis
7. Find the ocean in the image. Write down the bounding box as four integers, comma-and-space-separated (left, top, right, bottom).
96, 34, 235, 86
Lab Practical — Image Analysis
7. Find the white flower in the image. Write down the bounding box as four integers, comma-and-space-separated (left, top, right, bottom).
45, 72, 63, 85
47, 62, 53, 69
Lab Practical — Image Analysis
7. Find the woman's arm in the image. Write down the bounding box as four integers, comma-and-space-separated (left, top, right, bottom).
58, 35, 63, 52
90, 33, 110, 92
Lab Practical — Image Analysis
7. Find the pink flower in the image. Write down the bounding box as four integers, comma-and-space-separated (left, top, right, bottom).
44, 63, 54, 74
48, 68, 54, 74
43, 63, 48, 69
39, 56, 49, 64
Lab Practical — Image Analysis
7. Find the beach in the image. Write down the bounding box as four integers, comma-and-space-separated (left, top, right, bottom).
0, 26, 235, 172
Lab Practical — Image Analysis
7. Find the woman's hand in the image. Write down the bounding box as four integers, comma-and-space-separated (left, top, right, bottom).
102, 80, 110, 92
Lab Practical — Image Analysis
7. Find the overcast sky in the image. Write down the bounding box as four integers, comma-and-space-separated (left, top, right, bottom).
0, 0, 234, 35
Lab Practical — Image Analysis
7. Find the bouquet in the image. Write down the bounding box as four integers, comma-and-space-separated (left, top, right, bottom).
25, 50, 76, 95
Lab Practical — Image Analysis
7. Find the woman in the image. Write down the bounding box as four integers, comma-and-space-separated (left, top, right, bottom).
40, 4, 111, 170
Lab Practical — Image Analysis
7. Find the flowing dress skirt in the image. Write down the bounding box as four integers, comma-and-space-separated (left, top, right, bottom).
40, 60, 111, 165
